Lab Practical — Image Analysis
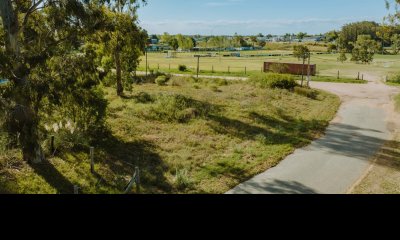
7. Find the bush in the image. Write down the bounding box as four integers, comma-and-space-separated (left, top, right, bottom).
155, 76, 168, 86
178, 65, 187, 72
294, 87, 318, 99
175, 168, 192, 190
250, 73, 297, 90
134, 92, 154, 104
388, 73, 400, 84
141, 94, 215, 123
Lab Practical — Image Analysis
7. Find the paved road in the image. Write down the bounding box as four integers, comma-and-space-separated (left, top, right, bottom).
227, 74, 400, 194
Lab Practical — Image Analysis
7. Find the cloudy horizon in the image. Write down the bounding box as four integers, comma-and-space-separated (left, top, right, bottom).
137, 0, 389, 35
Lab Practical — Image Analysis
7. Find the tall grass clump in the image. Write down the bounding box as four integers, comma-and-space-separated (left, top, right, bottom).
141, 94, 216, 123
250, 73, 297, 90
388, 73, 400, 84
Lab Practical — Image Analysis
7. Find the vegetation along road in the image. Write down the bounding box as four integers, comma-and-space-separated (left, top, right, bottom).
228, 73, 400, 194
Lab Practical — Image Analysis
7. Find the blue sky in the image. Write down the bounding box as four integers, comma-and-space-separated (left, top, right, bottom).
137, 0, 390, 35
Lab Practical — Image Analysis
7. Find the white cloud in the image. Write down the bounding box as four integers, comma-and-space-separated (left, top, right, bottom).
139, 17, 382, 35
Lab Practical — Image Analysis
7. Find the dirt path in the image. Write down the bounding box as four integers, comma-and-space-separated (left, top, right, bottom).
227, 73, 400, 194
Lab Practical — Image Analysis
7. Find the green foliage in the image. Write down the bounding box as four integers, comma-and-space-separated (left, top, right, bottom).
391, 34, 400, 54
155, 76, 168, 86
141, 94, 215, 123
388, 73, 400, 84
327, 44, 337, 53
134, 92, 154, 104
293, 45, 310, 61
351, 35, 379, 63
338, 21, 380, 52
294, 87, 318, 100
338, 51, 348, 63
178, 65, 188, 72
175, 168, 193, 190
250, 73, 297, 90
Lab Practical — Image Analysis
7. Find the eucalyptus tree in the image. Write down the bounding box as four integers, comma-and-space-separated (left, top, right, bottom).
0, 0, 136, 163
94, 0, 147, 96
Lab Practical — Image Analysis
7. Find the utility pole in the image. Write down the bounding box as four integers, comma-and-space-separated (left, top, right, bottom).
196, 55, 200, 79
145, 48, 148, 77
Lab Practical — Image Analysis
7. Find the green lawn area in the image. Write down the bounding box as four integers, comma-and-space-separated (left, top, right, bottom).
0, 76, 340, 194
139, 51, 400, 82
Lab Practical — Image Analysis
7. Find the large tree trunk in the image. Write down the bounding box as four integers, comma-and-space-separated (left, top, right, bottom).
115, 51, 124, 96
1, 0, 44, 163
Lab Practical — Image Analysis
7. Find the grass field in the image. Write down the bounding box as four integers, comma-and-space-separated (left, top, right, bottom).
0, 76, 340, 194
139, 50, 400, 81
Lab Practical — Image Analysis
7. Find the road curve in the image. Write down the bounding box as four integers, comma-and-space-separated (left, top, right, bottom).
227, 74, 400, 194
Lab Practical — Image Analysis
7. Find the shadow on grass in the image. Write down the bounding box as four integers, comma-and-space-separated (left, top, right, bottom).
95, 132, 173, 193
208, 111, 327, 147
30, 162, 75, 194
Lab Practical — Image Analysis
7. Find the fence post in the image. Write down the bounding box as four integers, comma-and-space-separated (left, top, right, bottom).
212, 65, 214, 73
337, 70, 340, 79
90, 147, 95, 174
158, 64, 160, 70
245, 67, 247, 74
74, 185, 79, 194
357, 72, 360, 80
50, 135, 55, 154
135, 166, 140, 193
362, 74, 364, 81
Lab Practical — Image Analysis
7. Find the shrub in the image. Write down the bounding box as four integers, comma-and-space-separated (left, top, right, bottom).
175, 168, 192, 190
250, 73, 297, 90
134, 92, 154, 104
210, 85, 220, 92
141, 94, 215, 123
388, 73, 400, 84
155, 76, 167, 86
294, 87, 318, 99
178, 65, 187, 72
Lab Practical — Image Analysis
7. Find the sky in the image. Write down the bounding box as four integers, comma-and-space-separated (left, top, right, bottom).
137, 0, 391, 35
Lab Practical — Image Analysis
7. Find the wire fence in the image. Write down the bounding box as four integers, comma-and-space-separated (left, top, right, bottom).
48, 136, 141, 194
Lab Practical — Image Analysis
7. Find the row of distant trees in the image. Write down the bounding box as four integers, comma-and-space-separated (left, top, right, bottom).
152, 32, 317, 51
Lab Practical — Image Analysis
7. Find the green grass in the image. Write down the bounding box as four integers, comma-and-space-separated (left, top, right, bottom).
306, 75, 368, 84
140, 50, 400, 81
0, 76, 340, 194
395, 94, 400, 112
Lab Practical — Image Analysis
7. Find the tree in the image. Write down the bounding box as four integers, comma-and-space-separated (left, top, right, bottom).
296, 32, 307, 42
351, 35, 379, 64
96, 0, 147, 97
325, 31, 339, 43
338, 21, 379, 52
283, 33, 291, 42
0, 0, 110, 163
391, 34, 400, 54
258, 40, 267, 48
250, 36, 258, 47
293, 45, 310, 86
338, 50, 348, 63
161, 32, 173, 44
169, 38, 179, 51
